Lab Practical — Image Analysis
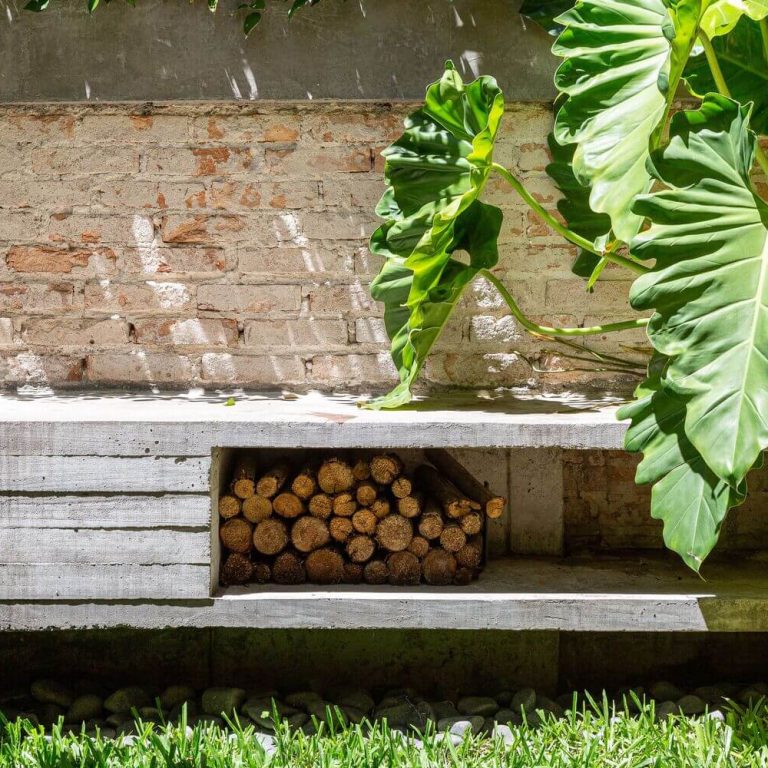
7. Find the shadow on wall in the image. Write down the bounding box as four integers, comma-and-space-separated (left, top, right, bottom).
0, 0, 557, 101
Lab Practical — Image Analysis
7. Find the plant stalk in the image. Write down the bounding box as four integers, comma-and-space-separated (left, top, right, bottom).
480, 269, 649, 338
700, 29, 768, 177
490, 162, 648, 275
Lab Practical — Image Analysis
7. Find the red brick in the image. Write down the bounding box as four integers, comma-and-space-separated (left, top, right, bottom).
21, 318, 130, 346
6, 245, 116, 275
197, 284, 300, 314
201, 352, 305, 385
134, 318, 238, 347
84, 282, 194, 314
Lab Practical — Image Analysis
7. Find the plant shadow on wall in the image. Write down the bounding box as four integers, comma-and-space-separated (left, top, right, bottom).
362, 0, 768, 575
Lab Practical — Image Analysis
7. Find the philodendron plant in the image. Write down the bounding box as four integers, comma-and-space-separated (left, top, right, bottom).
365, 0, 768, 572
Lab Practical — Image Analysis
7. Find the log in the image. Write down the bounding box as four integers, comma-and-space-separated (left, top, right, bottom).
422, 549, 457, 586
414, 465, 472, 519
231, 457, 257, 499
272, 551, 306, 585
291, 465, 317, 500
454, 567, 474, 586
355, 481, 378, 508
256, 460, 292, 499
375, 515, 413, 552
252, 519, 288, 556
455, 537, 483, 569
370, 497, 391, 519
397, 494, 423, 519
346, 534, 376, 564
317, 458, 355, 494
291, 516, 331, 553
352, 458, 371, 482
332, 493, 356, 517
370, 454, 403, 485
418, 511, 444, 541
219, 518, 253, 554
352, 508, 377, 535
440, 524, 467, 553
424, 448, 506, 519
218, 495, 241, 520
273, 492, 305, 519
342, 562, 364, 584
391, 476, 412, 499
305, 548, 344, 584
252, 561, 271, 584
329, 516, 354, 543
387, 551, 421, 586
363, 559, 388, 585
460, 511, 483, 536
220, 552, 253, 585
242, 495, 272, 524
308, 493, 333, 520
407, 535, 430, 559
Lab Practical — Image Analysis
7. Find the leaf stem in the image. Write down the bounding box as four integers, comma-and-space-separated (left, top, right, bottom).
480, 269, 649, 337
490, 162, 648, 274
700, 30, 768, 177
761, 19, 768, 64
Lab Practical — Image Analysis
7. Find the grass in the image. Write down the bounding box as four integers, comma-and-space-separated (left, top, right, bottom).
3, 697, 768, 767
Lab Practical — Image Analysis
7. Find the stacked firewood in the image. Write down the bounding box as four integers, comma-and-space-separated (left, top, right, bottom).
218, 450, 505, 587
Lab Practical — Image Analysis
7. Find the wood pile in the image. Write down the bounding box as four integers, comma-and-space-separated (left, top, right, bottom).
218, 450, 505, 587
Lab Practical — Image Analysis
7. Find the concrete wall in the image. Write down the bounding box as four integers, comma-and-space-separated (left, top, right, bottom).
0, 0, 556, 102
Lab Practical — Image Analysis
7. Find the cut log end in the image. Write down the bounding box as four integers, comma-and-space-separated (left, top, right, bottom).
329, 516, 354, 543
387, 551, 421, 586
460, 511, 483, 536
291, 468, 317, 500
397, 494, 422, 519
422, 549, 457, 586
256, 460, 291, 499
342, 562, 364, 584
273, 492, 305, 519
407, 535, 430, 559
440, 523, 467, 553
486, 497, 506, 519
391, 476, 412, 499
370, 453, 403, 485
370, 497, 391, 519
291, 516, 331, 553
305, 548, 345, 584
242, 495, 272, 524
317, 458, 355, 494
376, 514, 413, 553
308, 493, 333, 520
252, 518, 288, 556
219, 517, 253, 554
346, 534, 376, 564
355, 481, 378, 508
252, 561, 271, 584
332, 492, 356, 518
218, 495, 241, 520
456, 538, 483, 569
352, 459, 371, 482
272, 551, 306, 585
221, 552, 253, 585
418, 511, 444, 541
363, 559, 388, 585
352, 508, 377, 536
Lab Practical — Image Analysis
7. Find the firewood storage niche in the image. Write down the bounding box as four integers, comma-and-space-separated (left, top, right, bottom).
212, 448, 506, 590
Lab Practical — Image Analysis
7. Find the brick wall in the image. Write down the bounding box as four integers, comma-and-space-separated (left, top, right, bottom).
0, 102, 643, 391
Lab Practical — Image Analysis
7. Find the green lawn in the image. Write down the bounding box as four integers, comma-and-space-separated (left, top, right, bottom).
3, 698, 768, 767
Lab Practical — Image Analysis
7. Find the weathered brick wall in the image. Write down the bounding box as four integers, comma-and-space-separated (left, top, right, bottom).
563, 451, 768, 554
0, 102, 642, 391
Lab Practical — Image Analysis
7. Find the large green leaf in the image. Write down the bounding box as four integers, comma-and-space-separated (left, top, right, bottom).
519, 0, 574, 35
365, 63, 505, 410
630, 94, 768, 487
552, 0, 703, 243
618, 357, 745, 572
685, 16, 768, 134
699, 0, 768, 37
545, 132, 611, 281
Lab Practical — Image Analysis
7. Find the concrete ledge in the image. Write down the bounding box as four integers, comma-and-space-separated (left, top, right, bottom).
0, 390, 628, 454
2, 556, 766, 632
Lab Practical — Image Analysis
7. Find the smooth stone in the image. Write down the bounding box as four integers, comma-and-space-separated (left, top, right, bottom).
306, 701, 347, 726
336, 690, 375, 714
738, 688, 765, 705
437, 716, 484, 735
169, 700, 198, 721
243, 697, 292, 724
31, 680, 73, 708
693, 686, 726, 705
511, 688, 536, 713
99, 728, 117, 740
375, 703, 424, 731
536, 696, 564, 718
655, 701, 679, 719
495, 691, 514, 707
750, 683, 768, 695
117, 734, 137, 746
201, 687, 245, 716
376, 695, 409, 710
104, 687, 150, 714
67, 695, 103, 723
457, 696, 498, 717
116, 720, 138, 737
340, 706, 366, 724
433, 731, 462, 747
286, 712, 309, 728
707, 710, 725, 722
431, 701, 460, 720
677, 695, 706, 716
415, 701, 435, 722
159, 686, 196, 710
494, 708, 519, 725
254, 732, 276, 752
285, 691, 325, 712
105, 713, 124, 727
138, 707, 163, 719
556, 693, 576, 710
649, 681, 685, 702
493, 723, 515, 745
301, 721, 318, 735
